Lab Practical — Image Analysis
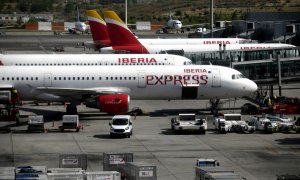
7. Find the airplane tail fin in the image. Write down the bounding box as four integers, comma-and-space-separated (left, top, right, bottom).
86, 10, 110, 45
104, 10, 142, 46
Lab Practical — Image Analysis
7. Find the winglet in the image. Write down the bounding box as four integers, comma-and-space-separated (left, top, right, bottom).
104, 10, 142, 46
86, 10, 111, 45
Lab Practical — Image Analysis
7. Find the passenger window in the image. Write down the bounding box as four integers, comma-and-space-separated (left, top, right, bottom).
6, 77, 9, 80
115, 77, 117, 80
77, 77, 80, 80
63, 77, 66, 80
87, 77, 89, 80
35, 77, 38, 80
59, 77, 61, 80
92, 77, 94, 80
232, 75, 235, 79
99, 77, 102, 80
31, 77, 33, 80
110, 77, 113, 80
54, 77, 57, 80
68, 77, 71, 80
73, 77, 75, 80
12, 77, 14, 80
2, 77, 4, 81
26, 77, 28, 80
17, 77, 19, 80
21, 77, 24, 80
129, 77, 131, 80
82, 77, 84, 80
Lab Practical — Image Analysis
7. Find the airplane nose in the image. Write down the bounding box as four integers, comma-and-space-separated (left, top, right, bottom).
244, 80, 258, 94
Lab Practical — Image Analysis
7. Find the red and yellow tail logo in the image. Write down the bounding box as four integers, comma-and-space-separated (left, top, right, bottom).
104, 11, 142, 47
86, 10, 110, 45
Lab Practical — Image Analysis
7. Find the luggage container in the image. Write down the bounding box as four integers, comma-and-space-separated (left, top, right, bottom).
27, 115, 44, 132
122, 162, 156, 180
47, 172, 84, 180
15, 166, 47, 180
47, 167, 84, 173
0, 167, 14, 180
0, 91, 11, 103
195, 167, 234, 180
59, 154, 87, 170
59, 115, 81, 132
204, 172, 244, 180
85, 171, 121, 180
103, 152, 133, 172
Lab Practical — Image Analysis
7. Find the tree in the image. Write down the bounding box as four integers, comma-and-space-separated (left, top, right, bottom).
18, 0, 29, 12
231, 10, 238, 20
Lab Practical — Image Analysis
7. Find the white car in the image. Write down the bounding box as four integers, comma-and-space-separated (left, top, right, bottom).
109, 115, 133, 138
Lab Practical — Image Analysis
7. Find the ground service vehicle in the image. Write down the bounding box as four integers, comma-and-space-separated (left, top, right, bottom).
248, 116, 277, 133
272, 96, 300, 114
109, 115, 133, 138
59, 115, 81, 132
196, 159, 220, 167
293, 117, 300, 133
171, 114, 207, 134
263, 114, 294, 132
214, 113, 254, 133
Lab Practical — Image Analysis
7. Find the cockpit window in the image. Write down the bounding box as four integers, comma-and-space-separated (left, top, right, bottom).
184, 61, 192, 65
232, 74, 246, 80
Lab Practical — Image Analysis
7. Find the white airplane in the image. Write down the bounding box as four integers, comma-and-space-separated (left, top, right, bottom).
101, 10, 296, 54
85, 10, 244, 50
0, 65, 257, 114
0, 54, 192, 66
68, 7, 88, 34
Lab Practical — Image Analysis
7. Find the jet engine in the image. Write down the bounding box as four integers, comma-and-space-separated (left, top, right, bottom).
85, 94, 129, 114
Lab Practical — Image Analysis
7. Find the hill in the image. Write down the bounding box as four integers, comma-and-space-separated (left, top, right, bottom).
0, 0, 299, 24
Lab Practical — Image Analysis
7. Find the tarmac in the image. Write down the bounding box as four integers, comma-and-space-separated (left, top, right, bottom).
0, 31, 299, 180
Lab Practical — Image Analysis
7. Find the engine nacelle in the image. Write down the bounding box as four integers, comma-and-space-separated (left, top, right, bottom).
85, 94, 129, 114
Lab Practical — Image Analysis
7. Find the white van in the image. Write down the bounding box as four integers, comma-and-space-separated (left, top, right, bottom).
109, 115, 133, 138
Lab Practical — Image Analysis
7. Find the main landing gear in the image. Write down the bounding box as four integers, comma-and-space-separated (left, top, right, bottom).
209, 99, 220, 116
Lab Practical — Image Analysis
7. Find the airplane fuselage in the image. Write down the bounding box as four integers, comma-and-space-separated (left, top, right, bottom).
0, 54, 192, 66
0, 65, 257, 102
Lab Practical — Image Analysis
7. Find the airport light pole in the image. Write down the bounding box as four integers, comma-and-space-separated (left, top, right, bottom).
277, 52, 282, 96
125, 0, 127, 25
210, 0, 214, 38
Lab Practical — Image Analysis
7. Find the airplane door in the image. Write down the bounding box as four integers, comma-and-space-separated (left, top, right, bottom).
137, 72, 146, 88
211, 68, 221, 87
44, 73, 52, 87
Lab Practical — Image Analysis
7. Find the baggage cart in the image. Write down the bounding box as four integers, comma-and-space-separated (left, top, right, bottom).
27, 115, 44, 132
122, 162, 156, 180
59, 115, 82, 132
195, 167, 234, 180
103, 152, 133, 172
15, 166, 47, 180
47, 172, 84, 180
85, 171, 121, 180
59, 154, 87, 170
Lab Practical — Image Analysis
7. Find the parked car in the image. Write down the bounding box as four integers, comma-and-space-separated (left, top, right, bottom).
109, 115, 133, 138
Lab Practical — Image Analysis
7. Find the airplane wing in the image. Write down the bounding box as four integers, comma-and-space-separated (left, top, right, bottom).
35, 86, 131, 99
